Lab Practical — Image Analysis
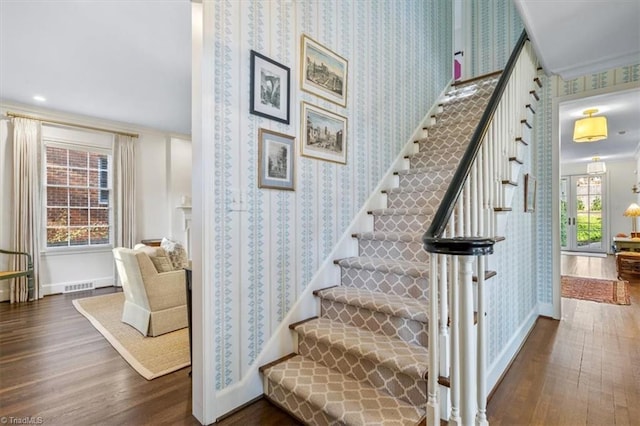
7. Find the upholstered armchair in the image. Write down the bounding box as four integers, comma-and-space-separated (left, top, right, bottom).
112, 247, 188, 337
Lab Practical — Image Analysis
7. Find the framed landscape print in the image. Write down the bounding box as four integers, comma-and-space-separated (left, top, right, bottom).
258, 128, 295, 190
300, 34, 348, 107
525, 174, 536, 212
250, 50, 290, 124
301, 102, 347, 164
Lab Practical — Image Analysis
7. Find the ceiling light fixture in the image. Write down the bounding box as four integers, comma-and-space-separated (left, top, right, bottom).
587, 156, 606, 175
573, 108, 607, 142
33, 95, 46, 102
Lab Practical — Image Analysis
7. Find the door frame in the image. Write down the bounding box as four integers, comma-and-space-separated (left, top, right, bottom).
552, 80, 640, 320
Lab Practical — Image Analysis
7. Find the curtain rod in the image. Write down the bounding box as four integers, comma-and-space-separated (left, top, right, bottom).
5, 111, 139, 139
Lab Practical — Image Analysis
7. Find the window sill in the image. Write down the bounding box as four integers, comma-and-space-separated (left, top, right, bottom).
41, 245, 113, 257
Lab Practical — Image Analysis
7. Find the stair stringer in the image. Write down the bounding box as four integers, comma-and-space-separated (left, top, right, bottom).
210, 83, 453, 418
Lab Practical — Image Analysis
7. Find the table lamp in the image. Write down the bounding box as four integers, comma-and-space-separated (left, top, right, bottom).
623, 203, 640, 238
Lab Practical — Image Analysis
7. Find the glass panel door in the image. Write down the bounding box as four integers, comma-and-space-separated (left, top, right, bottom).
562, 175, 606, 253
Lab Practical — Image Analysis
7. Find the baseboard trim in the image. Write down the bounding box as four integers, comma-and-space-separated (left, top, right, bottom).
537, 302, 554, 319
487, 306, 538, 394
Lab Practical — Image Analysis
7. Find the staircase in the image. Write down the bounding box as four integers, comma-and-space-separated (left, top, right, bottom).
259, 75, 500, 425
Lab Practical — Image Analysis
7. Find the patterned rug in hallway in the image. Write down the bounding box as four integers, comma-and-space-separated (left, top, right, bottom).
73, 292, 190, 379
561, 275, 631, 305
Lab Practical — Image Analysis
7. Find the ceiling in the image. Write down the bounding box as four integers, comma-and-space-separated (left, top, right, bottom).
1, 0, 638, 156
516, 0, 640, 164
0, 0, 192, 135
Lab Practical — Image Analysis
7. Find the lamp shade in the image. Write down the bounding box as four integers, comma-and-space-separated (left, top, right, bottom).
587, 157, 606, 175
624, 203, 640, 217
573, 109, 607, 142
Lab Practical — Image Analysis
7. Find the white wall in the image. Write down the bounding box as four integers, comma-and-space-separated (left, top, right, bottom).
0, 104, 191, 300
168, 137, 192, 253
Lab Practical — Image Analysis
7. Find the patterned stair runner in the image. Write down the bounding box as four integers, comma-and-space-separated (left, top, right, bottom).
261, 74, 499, 425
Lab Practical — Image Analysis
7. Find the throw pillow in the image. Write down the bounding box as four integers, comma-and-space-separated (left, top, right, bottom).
161, 237, 189, 270
149, 255, 174, 273
134, 244, 174, 273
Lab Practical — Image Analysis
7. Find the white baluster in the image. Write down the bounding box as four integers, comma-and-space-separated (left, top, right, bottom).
428, 252, 440, 424
458, 255, 476, 426
475, 256, 489, 426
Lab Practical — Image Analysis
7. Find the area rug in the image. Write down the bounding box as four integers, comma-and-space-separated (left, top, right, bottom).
72, 292, 189, 380
561, 275, 631, 305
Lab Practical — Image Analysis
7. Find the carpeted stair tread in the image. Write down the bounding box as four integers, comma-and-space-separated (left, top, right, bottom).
383, 184, 446, 195
354, 231, 423, 243
292, 318, 429, 379
369, 207, 435, 216
425, 122, 477, 139
396, 163, 457, 176
409, 144, 465, 156
263, 355, 426, 425
316, 286, 429, 323
336, 256, 429, 278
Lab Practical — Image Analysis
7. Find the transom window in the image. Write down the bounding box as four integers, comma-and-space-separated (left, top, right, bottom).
45, 145, 112, 248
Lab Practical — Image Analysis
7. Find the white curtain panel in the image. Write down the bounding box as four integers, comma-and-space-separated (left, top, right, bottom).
11, 117, 42, 303
115, 135, 137, 249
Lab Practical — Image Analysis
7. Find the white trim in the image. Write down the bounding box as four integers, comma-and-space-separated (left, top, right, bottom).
191, 2, 216, 425
486, 306, 538, 392
537, 302, 555, 318
210, 83, 452, 419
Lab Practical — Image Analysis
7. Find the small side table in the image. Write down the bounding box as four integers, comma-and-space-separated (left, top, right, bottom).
184, 267, 192, 376
616, 251, 640, 281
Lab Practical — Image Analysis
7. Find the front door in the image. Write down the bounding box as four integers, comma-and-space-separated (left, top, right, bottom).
561, 175, 606, 253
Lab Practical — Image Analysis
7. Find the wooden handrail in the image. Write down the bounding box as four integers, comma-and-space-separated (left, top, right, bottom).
422, 30, 529, 256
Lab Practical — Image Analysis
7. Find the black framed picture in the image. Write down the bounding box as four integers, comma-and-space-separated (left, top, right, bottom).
250, 50, 290, 124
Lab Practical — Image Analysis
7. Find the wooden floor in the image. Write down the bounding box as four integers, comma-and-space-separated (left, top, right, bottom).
1, 254, 638, 425
488, 254, 640, 425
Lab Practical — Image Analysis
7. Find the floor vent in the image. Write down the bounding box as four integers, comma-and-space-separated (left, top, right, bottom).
63, 282, 94, 293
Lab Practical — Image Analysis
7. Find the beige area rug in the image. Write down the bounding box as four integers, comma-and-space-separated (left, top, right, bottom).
72, 292, 190, 380
561, 275, 631, 305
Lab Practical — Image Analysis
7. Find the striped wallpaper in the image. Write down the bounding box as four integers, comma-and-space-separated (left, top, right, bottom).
208, 0, 452, 390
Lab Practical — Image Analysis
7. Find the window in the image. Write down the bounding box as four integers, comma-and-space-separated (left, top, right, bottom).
45, 145, 112, 248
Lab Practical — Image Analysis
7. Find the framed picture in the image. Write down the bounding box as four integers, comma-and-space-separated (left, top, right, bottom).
300, 34, 348, 107
258, 128, 295, 190
250, 50, 290, 124
525, 174, 536, 212
301, 102, 347, 164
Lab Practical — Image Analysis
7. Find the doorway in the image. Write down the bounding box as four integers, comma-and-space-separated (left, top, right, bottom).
561, 174, 606, 253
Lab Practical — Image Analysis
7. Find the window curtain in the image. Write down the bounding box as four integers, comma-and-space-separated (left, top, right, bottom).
10, 117, 42, 303
114, 135, 136, 249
